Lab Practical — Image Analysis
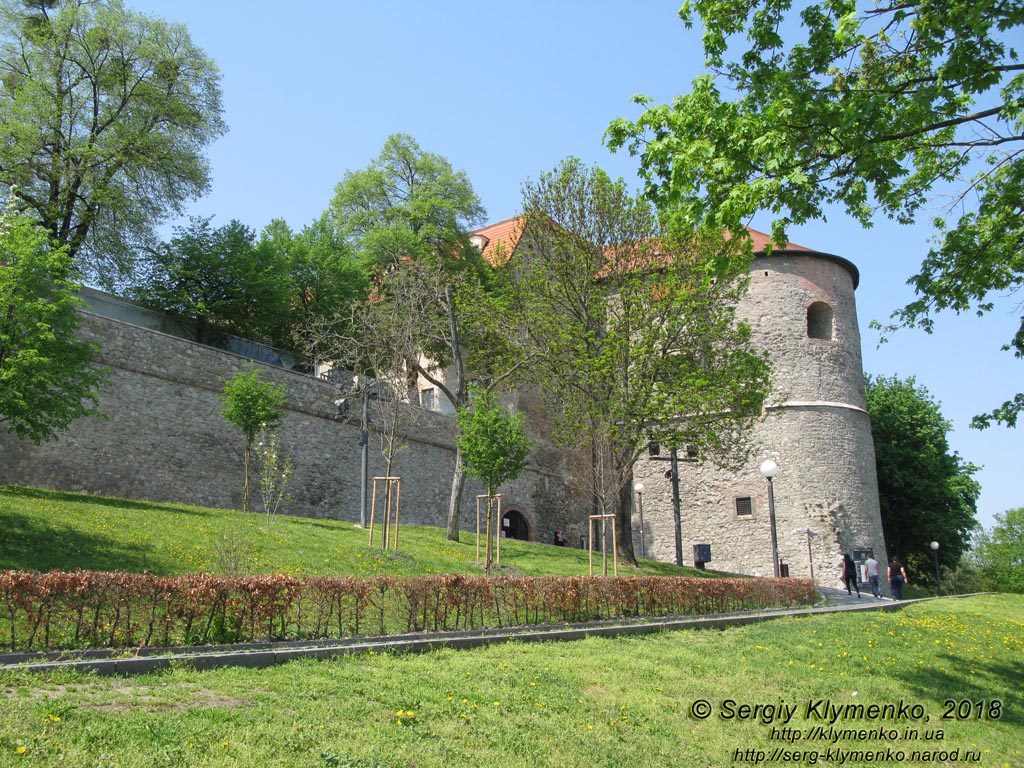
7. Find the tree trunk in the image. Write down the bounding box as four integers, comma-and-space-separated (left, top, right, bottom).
484, 491, 495, 574
242, 441, 251, 514
616, 480, 637, 567
442, 281, 470, 542
446, 448, 466, 541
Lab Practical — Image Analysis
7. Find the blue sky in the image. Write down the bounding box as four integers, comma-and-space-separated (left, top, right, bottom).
130, 1, 1020, 531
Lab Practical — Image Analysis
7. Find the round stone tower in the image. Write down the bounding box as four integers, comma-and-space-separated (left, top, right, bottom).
633, 235, 888, 588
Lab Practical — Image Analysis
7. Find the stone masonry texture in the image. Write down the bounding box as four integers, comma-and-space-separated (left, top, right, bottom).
633, 251, 888, 588
1, 247, 887, 584
0, 311, 575, 540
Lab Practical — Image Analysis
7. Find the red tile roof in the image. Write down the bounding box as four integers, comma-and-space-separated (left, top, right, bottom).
743, 226, 814, 253
471, 217, 857, 287
470, 216, 523, 265
471, 217, 813, 264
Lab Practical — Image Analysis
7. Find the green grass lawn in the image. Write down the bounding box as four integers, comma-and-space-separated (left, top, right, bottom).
2, 485, 1019, 767
0, 485, 701, 579
0, 594, 1020, 767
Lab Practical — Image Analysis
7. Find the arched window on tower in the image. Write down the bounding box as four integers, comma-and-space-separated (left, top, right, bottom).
807, 301, 834, 341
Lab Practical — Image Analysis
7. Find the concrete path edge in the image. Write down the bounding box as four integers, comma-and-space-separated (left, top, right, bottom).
1, 593, 981, 677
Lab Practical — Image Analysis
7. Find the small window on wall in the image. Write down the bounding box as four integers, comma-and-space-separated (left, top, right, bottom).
735, 497, 753, 516
419, 388, 436, 411
807, 302, 834, 340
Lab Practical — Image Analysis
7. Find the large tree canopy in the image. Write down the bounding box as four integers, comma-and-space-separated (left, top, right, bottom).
0, 0, 226, 285
329, 133, 485, 274
128, 217, 291, 346
606, 0, 1024, 426
325, 134, 510, 542
260, 215, 368, 355
508, 158, 772, 565
864, 374, 980, 578
0, 198, 107, 443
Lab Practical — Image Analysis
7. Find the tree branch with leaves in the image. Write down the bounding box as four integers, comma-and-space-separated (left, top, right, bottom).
606, 0, 1024, 427
0, 0, 226, 286
0, 196, 107, 443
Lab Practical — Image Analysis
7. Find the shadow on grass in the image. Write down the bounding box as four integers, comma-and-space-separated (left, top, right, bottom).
0, 494, 185, 574
892, 653, 1023, 729
276, 517, 352, 533
0, 484, 211, 517
0, 511, 178, 573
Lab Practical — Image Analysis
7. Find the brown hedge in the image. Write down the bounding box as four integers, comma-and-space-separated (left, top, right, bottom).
0, 570, 816, 653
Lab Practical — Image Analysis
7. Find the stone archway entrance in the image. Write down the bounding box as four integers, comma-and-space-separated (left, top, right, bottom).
501, 508, 532, 541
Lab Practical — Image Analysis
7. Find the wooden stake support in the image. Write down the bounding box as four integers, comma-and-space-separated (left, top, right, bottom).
588, 513, 618, 576
476, 494, 502, 570
368, 476, 402, 550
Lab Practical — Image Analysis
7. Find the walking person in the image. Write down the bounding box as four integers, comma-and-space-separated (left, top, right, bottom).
864, 554, 881, 598
842, 554, 861, 598
889, 556, 909, 600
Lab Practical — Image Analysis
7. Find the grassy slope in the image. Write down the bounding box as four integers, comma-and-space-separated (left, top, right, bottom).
0, 595, 1020, 767
0, 485, 703, 579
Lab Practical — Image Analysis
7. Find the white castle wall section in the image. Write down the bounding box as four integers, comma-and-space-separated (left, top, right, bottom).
633, 251, 888, 587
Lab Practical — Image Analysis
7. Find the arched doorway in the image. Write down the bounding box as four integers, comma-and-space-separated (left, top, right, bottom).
501, 508, 532, 541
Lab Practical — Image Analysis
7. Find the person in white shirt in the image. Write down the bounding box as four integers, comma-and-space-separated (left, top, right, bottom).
864, 555, 881, 598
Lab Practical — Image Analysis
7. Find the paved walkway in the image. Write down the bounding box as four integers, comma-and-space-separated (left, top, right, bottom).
817, 585, 894, 607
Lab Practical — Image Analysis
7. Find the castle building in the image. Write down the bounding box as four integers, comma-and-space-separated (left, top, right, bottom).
1, 219, 886, 586
471, 219, 888, 583
631, 232, 888, 581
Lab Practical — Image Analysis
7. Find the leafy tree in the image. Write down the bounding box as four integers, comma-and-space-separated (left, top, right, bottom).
220, 369, 286, 514
972, 507, 1024, 593
255, 427, 293, 527
0, 198, 107, 442
864, 374, 980, 578
258, 215, 368, 355
605, 0, 1024, 426
130, 217, 291, 345
508, 158, 772, 566
0, 0, 226, 285
330, 133, 484, 274
456, 387, 531, 572
327, 134, 520, 543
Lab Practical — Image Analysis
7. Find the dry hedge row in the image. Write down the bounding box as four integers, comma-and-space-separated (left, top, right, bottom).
0, 570, 817, 652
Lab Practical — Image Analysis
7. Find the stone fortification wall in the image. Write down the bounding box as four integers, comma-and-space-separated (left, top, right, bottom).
0, 311, 572, 537
633, 251, 888, 587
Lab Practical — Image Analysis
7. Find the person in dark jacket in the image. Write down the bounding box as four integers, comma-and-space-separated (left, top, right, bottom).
842, 554, 861, 598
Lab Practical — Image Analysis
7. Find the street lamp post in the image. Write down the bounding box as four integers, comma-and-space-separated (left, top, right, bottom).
647, 442, 692, 567
930, 541, 941, 596
335, 376, 373, 528
759, 459, 781, 578
634, 482, 645, 559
